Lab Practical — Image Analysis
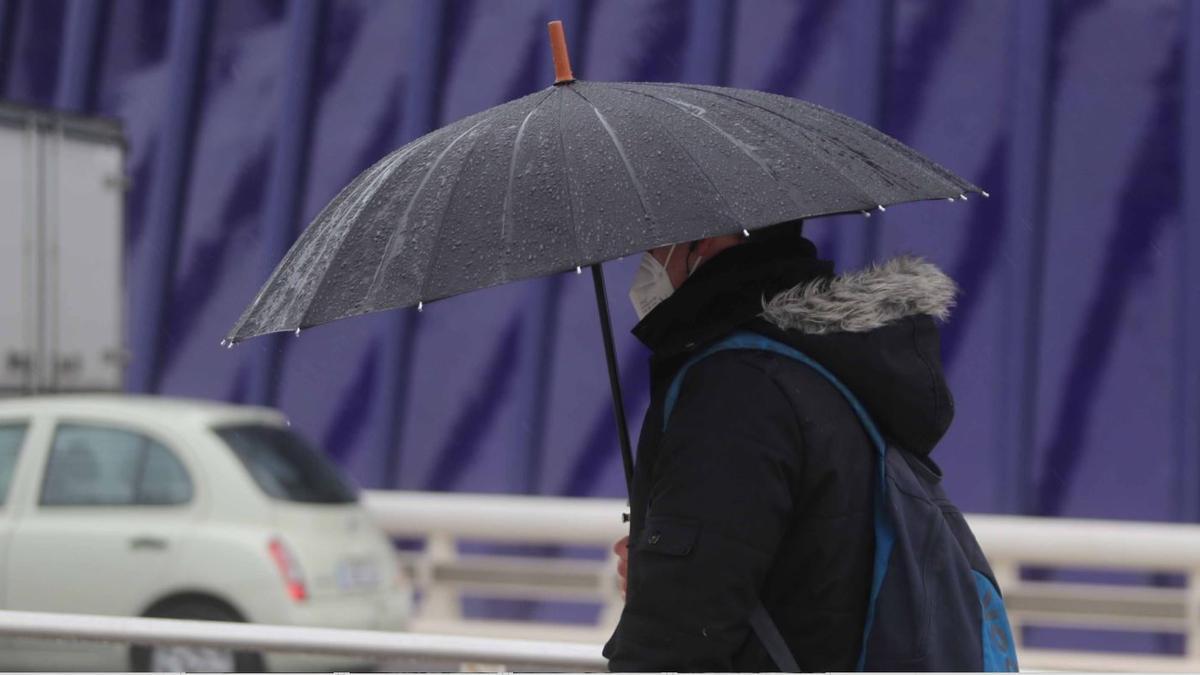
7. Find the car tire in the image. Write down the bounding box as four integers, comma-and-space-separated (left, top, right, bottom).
129, 599, 266, 673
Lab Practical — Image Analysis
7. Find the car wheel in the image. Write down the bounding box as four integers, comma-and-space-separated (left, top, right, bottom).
130, 599, 266, 673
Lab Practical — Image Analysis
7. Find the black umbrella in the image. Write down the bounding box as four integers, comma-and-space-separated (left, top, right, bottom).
226, 21, 982, 495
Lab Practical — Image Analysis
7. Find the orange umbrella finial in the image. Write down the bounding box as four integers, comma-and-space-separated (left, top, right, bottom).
547, 20, 575, 85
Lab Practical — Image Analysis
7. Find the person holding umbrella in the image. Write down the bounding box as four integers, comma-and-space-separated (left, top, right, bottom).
605, 219, 994, 671
226, 21, 1017, 673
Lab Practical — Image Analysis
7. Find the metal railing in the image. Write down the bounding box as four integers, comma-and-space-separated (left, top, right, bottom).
4, 490, 1200, 671
364, 490, 1200, 672
0, 608, 606, 671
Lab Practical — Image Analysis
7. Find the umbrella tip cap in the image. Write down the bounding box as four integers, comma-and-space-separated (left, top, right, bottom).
548, 20, 576, 85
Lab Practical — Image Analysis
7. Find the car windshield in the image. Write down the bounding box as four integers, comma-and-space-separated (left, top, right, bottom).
214, 424, 357, 504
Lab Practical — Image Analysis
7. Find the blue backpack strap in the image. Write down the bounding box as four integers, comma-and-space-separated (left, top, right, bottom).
663, 330, 896, 672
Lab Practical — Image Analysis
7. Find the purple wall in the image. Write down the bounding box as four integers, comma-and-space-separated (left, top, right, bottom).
2, 0, 1197, 526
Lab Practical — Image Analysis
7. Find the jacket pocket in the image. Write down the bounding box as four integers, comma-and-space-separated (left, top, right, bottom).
636, 515, 700, 556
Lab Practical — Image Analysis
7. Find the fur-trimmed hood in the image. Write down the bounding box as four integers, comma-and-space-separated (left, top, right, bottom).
752, 255, 957, 455
762, 256, 957, 335
634, 240, 956, 456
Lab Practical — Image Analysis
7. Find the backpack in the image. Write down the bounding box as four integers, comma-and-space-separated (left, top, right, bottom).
663, 330, 1019, 672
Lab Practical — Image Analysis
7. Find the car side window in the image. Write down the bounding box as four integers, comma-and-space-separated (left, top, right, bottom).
0, 423, 29, 506
41, 424, 192, 507
138, 440, 193, 505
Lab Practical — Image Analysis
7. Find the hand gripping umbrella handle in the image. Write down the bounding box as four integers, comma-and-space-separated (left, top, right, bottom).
590, 264, 635, 497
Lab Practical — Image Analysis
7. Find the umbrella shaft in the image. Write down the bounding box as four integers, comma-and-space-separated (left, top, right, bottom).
590, 264, 635, 497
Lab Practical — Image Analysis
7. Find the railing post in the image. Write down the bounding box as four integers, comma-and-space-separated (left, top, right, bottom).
1186, 569, 1200, 667
419, 533, 461, 622
990, 561, 1023, 652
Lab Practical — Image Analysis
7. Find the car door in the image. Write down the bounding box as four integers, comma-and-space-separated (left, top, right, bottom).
3, 418, 199, 670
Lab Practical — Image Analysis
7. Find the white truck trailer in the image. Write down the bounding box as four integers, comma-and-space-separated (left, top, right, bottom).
0, 102, 127, 395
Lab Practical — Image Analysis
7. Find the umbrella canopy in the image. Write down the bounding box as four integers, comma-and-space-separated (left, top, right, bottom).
226, 80, 978, 343
226, 22, 982, 496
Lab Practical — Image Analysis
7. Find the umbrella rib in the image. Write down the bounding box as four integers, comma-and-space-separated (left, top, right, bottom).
501, 90, 557, 267
604, 85, 744, 235
652, 82, 972, 195
416, 119, 497, 300
361, 118, 491, 309
615, 83, 885, 210
293, 135, 438, 330
569, 87, 656, 232
555, 91, 587, 265
610, 85, 785, 186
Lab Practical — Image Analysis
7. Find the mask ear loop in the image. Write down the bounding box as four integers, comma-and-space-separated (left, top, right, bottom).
661, 244, 677, 269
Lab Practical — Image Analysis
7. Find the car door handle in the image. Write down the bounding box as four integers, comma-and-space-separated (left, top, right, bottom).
129, 536, 168, 551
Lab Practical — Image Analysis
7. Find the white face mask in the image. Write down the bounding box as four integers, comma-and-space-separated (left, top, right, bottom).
628, 246, 678, 321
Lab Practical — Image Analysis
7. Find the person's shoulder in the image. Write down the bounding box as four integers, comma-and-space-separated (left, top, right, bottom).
684, 337, 824, 383
667, 346, 805, 444
683, 336, 851, 410
675, 345, 804, 410
682, 343, 777, 382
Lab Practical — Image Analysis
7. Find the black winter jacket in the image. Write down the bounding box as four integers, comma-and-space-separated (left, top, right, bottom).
603, 237, 958, 672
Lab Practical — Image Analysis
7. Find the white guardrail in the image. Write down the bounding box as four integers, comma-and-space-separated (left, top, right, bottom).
3, 490, 1200, 671
0, 608, 606, 670
365, 491, 1200, 672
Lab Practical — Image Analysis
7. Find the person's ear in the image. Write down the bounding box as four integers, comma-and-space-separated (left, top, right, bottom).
694, 233, 741, 259
694, 237, 720, 260
648, 244, 673, 267
663, 243, 692, 288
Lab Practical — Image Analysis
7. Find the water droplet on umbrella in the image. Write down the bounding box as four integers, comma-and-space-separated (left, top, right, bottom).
877, 204, 886, 212
981, 190, 991, 198
959, 193, 968, 201
861, 210, 872, 218
294, 328, 301, 337
417, 301, 424, 312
